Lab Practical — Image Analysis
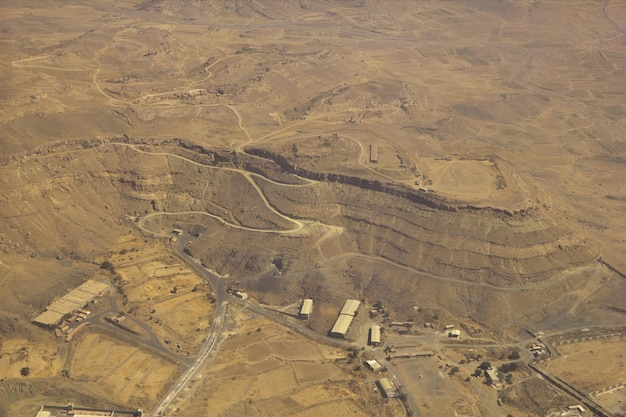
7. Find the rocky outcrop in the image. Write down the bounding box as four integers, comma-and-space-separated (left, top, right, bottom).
244, 147, 535, 218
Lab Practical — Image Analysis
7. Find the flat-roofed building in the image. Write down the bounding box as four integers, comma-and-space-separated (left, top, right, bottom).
369, 325, 381, 346
79, 280, 109, 296
299, 298, 313, 319
366, 359, 383, 372
370, 144, 378, 162
568, 405, 585, 413
340, 299, 361, 316
485, 369, 499, 385
34, 404, 142, 417
32, 279, 110, 327
375, 378, 398, 398
32, 310, 65, 327
47, 299, 82, 315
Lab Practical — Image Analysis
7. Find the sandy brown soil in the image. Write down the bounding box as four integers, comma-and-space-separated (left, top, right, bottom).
168, 303, 405, 417
500, 376, 575, 417
542, 337, 626, 393
70, 332, 179, 406
0, 0, 624, 416
0, 338, 62, 382
106, 236, 215, 355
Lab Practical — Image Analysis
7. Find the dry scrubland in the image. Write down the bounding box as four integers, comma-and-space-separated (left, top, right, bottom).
70, 332, 178, 406
168, 304, 405, 417
107, 236, 215, 356
0, 0, 625, 416
543, 337, 626, 393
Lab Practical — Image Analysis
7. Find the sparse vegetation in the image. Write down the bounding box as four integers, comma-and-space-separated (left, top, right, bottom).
100, 260, 115, 272
499, 362, 521, 373
1, 1, 623, 416
508, 350, 521, 360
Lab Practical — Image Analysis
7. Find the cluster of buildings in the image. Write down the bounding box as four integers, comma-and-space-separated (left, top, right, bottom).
529, 342, 547, 358
34, 404, 142, 417
32, 279, 109, 328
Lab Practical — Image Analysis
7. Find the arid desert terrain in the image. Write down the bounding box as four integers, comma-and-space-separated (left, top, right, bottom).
0, 1, 625, 417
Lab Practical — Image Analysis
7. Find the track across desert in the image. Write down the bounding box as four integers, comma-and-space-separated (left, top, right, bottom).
0, 1, 624, 417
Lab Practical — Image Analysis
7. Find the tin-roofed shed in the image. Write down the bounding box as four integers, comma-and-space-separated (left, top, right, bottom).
299, 299, 313, 319
340, 299, 361, 316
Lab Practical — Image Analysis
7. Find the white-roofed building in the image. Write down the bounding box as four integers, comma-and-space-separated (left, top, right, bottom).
340, 299, 361, 316
366, 359, 383, 372
448, 329, 461, 338
299, 298, 313, 319
485, 369, 499, 385
370, 325, 381, 346
330, 314, 354, 338
376, 378, 398, 398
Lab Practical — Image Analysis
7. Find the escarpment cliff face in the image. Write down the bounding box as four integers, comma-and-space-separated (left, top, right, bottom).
256, 167, 596, 286
1, 138, 622, 338
245, 147, 537, 217
0, 138, 597, 287
240, 146, 596, 284
244, 148, 459, 213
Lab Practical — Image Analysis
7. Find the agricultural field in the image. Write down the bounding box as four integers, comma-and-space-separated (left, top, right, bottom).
543, 337, 626, 393
168, 304, 406, 417
0, 0, 624, 416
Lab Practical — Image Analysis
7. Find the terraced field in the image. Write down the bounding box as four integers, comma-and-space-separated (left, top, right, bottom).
0, 1, 624, 416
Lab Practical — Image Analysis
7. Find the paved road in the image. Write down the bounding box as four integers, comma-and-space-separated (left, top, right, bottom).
149, 232, 623, 417
151, 302, 226, 416
86, 294, 193, 366
149, 233, 427, 417
151, 235, 229, 416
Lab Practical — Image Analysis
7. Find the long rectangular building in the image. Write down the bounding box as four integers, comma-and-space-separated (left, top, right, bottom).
370, 325, 381, 346
32, 279, 110, 327
340, 299, 361, 316
376, 378, 398, 398
330, 314, 354, 337
35, 404, 142, 417
330, 299, 361, 338
370, 144, 378, 162
299, 298, 313, 319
